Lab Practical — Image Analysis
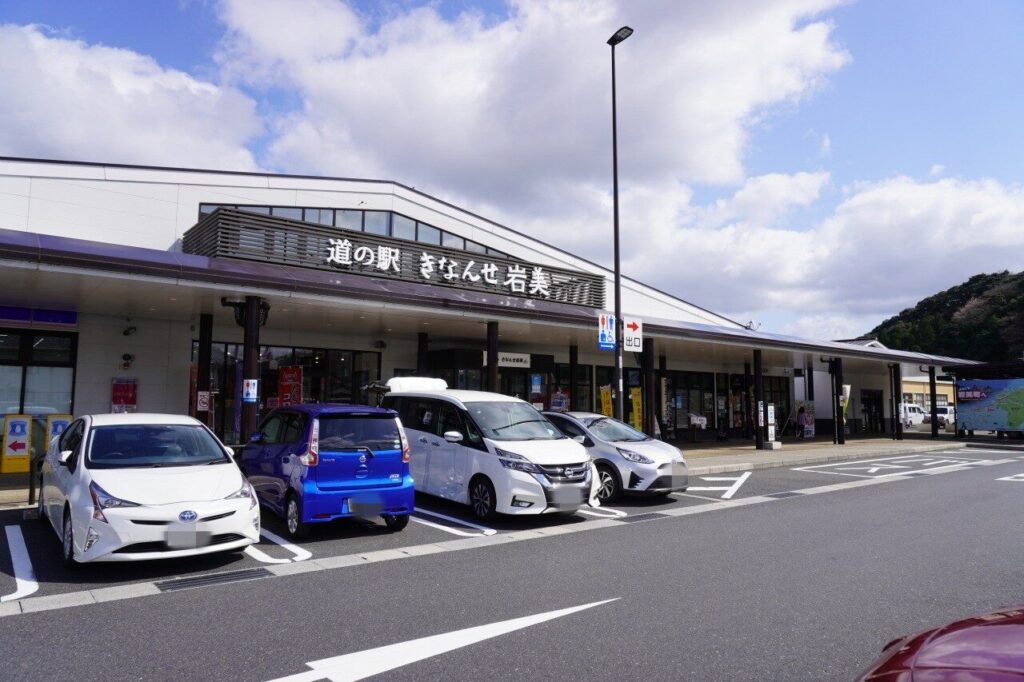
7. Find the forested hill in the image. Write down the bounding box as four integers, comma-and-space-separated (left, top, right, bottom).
868, 271, 1024, 362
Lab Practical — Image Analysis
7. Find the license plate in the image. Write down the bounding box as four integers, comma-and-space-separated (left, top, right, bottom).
166, 530, 212, 549
348, 497, 382, 517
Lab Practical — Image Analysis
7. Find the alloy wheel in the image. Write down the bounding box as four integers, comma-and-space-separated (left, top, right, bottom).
597, 469, 617, 501
471, 483, 492, 519
287, 499, 299, 535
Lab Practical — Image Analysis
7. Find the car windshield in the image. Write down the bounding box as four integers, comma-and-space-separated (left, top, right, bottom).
318, 414, 401, 452
87, 424, 230, 469
466, 401, 563, 441
582, 417, 649, 442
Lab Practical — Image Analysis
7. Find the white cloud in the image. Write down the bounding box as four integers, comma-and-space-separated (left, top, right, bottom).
929, 164, 945, 176
0, 23, 261, 169
820, 132, 832, 157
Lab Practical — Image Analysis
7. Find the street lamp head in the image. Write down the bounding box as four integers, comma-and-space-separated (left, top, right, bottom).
607, 26, 633, 46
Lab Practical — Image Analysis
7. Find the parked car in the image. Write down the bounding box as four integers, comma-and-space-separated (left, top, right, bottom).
902, 404, 925, 428
922, 405, 956, 427
240, 404, 414, 539
857, 604, 1024, 680
380, 378, 598, 520
38, 413, 260, 565
543, 411, 688, 501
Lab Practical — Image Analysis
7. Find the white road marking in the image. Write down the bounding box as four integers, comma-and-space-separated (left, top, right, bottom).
795, 455, 979, 478
266, 598, 618, 682
687, 471, 751, 499
413, 508, 496, 536
996, 472, 1024, 482
244, 529, 313, 564
578, 505, 628, 518
409, 516, 483, 537
1, 526, 38, 603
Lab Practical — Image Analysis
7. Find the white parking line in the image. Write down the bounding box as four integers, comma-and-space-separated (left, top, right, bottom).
244, 529, 314, 564
687, 471, 751, 499
996, 472, 1024, 482
413, 508, 497, 536
578, 506, 628, 518
1, 526, 38, 603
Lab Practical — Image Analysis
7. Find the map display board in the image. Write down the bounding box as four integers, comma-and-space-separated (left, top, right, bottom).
956, 378, 1024, 431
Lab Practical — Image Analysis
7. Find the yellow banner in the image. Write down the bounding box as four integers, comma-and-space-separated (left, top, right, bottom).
1, 414, 32, 474
630, 387, 643, 431
599, 385, 613, 417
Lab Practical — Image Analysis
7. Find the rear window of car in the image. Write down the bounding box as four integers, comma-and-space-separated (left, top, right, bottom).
318, 414, 401, 452
87, 424, 230, 469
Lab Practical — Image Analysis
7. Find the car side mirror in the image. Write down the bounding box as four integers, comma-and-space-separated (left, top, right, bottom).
443, 430, 464, 443
58, 450, 73, 466
573, 435, 594, 448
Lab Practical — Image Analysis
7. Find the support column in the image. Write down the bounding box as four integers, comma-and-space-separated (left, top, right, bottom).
568, 344, 579, 411
241, 296, 262, 442
834, 357, 845, 445
928, 366, 939, 438
658, 354, 667, 437
893, 363, 904, 441
753, 349, 765, 449
486, 321, 499, 393
197, 313, 213, 427
888, 365, 898, 439
417, 332, 429, 376
642, 338, 655, 437
743, 362, 752, 439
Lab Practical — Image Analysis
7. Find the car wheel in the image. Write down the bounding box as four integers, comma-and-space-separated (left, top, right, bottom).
596, 465, 621, 502
61, 509, 77, 568
469, 477, 497, 521
382, 514, 409, 532
285, 494, 310, 540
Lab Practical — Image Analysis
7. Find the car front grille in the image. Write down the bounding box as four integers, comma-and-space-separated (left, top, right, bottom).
537, 463, 589, 483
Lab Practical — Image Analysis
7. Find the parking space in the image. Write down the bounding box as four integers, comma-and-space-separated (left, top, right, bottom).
1, 450, 1013, 608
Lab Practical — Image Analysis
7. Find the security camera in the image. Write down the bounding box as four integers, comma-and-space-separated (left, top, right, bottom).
122, 325, 137, 336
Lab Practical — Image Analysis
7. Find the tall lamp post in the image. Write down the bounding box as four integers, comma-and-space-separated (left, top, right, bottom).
608, 25, 633, 421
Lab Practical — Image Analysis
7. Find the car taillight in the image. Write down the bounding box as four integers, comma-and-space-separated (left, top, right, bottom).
299, 418, 319, 466
397, 418, 410, 463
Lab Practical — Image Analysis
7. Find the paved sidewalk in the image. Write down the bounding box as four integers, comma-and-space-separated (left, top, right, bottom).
682, 438, 965, 476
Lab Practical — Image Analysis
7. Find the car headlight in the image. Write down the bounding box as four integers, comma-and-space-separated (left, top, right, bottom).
495, 448, 542, 474
225, 480, 258, 509
617, 448, 653, 464
89, 481, 140, 522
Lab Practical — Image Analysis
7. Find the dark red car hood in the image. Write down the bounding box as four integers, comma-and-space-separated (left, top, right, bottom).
859, 606, 1024, 680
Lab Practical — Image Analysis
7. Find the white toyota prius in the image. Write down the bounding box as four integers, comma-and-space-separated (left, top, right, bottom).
39, 413, 260, 564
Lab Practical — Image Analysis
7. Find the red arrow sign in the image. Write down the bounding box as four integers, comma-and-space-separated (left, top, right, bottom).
8, 441, 26, 452
626, 322, 639, 332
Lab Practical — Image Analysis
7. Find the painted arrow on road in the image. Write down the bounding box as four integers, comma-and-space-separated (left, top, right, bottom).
267, 598, 618, 681
684, 471, 751, 499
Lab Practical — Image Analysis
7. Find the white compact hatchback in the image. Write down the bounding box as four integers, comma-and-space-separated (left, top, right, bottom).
381, 378, 598, 520
39, 413, 260, 564
544, 411, 688, 502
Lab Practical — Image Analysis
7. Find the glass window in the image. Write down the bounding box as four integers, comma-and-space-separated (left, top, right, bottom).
464, 240, 487, 254
417, 223, 441, 245
304, 208, 335, 226
353, 352, 380, 405
23, 366, 73, 416
0, 332, 19, 362
31, 335, 72, 363
548, 414, 586, 439
318, 414, 401, 452
582, 416, 649, 442
0, 366, 21, 413
272, 207, 303, 220
336, 210, 363, 231
281, 413, 306, 443
442, 232, 465, 250
392, 215, 416, 241
327, 350, 354, 403
436, 404, 465, 439
465, 401, 562, 441
486, 248, 507, 258
259, 414, 285, 444
199, 203, 222, 215
87, 424, 231, 469
364, 211, 390, 236
238, 205, 271, 215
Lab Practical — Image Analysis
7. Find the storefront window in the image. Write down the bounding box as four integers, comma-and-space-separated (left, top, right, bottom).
0, 365, 21, 412
353, 352, 380, 404
392, 215, 416, 241
364, 211, 391, 236
327, 350, 353, 403
31, 335, 73, 363
336, 210, 363, 231
0, 333, 18, 362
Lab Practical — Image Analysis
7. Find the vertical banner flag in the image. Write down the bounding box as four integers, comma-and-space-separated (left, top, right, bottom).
600, 385, 613, 417
630, 387, 643, 431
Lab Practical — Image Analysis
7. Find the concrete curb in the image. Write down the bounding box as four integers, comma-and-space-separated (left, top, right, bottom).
688, 443, 963, 476
964, 442, 1024, 452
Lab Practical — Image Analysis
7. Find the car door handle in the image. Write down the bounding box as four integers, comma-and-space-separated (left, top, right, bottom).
418, 437, 429, 444
430, 441, 440, 447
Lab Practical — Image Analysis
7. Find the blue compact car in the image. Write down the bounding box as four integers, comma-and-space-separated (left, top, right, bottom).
240, 404, 414, 539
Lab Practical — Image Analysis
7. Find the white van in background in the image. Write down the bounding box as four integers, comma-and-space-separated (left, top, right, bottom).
903, 404, 926, 428
381, 378, 598, 520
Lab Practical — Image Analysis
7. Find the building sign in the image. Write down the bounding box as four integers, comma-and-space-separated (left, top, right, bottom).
278, 367, 303, 406
182, 209, 606, 309
956, 378, 1024, 431
598, 313, 615, 351
1, 415, 31, 474
481, 352, 531, 368
111, 378, 138, 413
623, 317, 643, 352
243, 379, 259, 404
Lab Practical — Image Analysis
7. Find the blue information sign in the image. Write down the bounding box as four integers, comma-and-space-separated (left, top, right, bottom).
597, 312, 615, 351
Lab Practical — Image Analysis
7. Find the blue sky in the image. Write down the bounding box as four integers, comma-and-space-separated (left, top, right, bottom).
1, 0, 1022, 339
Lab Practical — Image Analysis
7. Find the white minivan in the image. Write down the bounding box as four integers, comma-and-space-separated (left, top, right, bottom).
903, 404, 925, 428
381, 378, 598, 520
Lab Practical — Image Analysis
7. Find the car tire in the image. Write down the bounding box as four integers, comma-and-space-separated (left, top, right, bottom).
382, 514, 409, 532
469, 476, 497, 521
595, 464, 621, 502
284, 494, 310, 540
61, 508, 77, 568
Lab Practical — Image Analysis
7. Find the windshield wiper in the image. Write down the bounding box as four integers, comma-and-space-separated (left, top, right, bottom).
493, 419, 547, 432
